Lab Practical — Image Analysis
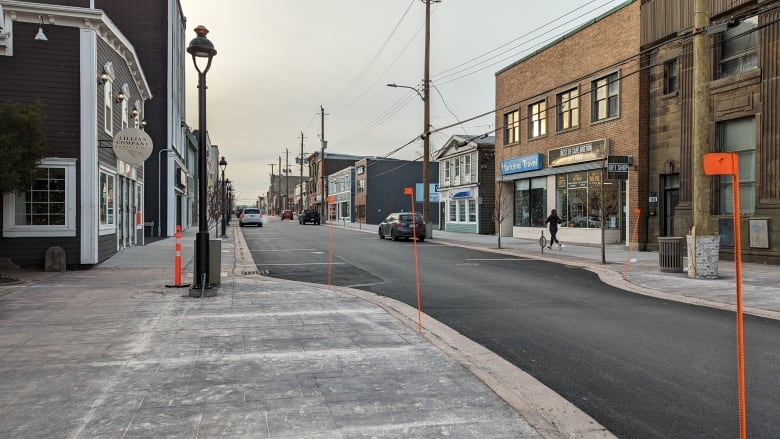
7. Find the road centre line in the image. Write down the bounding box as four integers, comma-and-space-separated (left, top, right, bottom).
464, 258, 528, 261
250, 249, 315, 252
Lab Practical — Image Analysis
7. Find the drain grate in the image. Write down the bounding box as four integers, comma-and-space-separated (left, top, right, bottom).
242, 270, 260, 276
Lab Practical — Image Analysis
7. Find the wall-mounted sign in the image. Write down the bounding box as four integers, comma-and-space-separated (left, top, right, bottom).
500, 153, 543, 175
415, 183, 440, 202
113, 127, 153, 165
607, 155, 631, 180
549, 139, 607, 167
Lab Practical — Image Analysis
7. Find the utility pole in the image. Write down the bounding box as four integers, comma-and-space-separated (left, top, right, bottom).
278, 155, 282, 215
268, 163, 275, 214
320, 105, 327, 222
691, 0, 712, 278
422, 0, 431, 234
285, 148, 290, 212
300, 131, 305, 212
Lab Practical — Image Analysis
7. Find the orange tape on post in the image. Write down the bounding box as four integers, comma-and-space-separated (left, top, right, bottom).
327, 197, 335, 287
174, 225, 182, 286
404, 187, 423, 333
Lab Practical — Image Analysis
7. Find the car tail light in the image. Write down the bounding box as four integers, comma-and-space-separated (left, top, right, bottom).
241, 213, 246, 219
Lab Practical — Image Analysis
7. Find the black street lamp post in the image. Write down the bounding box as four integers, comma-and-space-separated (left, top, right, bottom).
225, 179, 231, 225
187, 25, 217, 291
219, 156, 227, 237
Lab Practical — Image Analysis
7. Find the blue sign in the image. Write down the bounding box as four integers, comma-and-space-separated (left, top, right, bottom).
415, 183, 440, 203
501, 153, 543, 175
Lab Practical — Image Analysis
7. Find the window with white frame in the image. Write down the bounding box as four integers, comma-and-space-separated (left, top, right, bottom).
719, 16, 758, 78
591, 72, 620, 122
444, 160, 450, 184
3, 158, 77, 237
464, 154, 472, 182
449, 201, 457, 221
100, 171, 115, 227
468, 199, 476, 222
529, 100, 547, 138
718, 117, 755, 214
557, 88, 579, 131
120, 85, 130, 130
504, 110, 520, 144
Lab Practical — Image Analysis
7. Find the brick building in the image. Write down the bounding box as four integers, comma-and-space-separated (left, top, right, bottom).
494, 1, 646, 246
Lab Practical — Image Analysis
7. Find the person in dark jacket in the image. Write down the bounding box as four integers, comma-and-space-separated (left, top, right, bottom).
545, 209, 563, 250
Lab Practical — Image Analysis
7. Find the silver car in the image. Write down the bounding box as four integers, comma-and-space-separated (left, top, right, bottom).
239, 208, 263, 227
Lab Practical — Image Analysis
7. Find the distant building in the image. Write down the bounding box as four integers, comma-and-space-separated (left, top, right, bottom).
435, 135, 496, 234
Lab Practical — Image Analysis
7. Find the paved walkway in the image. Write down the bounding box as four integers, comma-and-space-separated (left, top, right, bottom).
0, 219, 777, 438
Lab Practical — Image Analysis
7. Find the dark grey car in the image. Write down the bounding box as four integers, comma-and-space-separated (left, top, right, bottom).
378, 212, 426, 241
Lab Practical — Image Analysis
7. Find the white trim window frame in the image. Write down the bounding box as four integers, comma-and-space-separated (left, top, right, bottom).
99, 168, 116, 234
104, 79, 113, 135
120, 84, 130, 130
719, 17, 758, 78
504, 110, 520, 144
2, 158, 77, 237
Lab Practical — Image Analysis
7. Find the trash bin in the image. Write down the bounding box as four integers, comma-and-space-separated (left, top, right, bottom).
658, 237, 684, 272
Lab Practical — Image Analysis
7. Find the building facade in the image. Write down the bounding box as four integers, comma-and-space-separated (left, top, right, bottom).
328, 167, 356, 222
495, 0, 645, 246
642, 0, 780, 264
354, 158, 440, 226
0, 1, 151, 267
435, 135, 496, 234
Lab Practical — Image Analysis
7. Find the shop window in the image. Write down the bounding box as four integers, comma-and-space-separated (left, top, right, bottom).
718, 117, 755, 214
514, 177, 546, 227
100, 171, 115, 227
468, 199, 476, 223
3, 159, 77, 237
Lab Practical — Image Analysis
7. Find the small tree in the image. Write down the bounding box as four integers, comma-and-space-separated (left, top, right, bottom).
0, 100, 47, 280
0, 100, 47, 195
492, 176, 513, 249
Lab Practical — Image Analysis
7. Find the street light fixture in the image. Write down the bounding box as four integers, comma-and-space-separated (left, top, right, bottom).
187, 25, 217, 291
219, 156, 227, 237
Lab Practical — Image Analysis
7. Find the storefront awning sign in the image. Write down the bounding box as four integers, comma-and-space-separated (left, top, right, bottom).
501, 153, 543, 175
452, 190, 471, 199
112, 127, 153, 165
549, 139, 606, 167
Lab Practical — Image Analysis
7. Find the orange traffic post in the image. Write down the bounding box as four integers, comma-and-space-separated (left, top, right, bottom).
174, 225, 182, 286
704, 152, 747, 439
623, 208, 641, 279
404, 187, 423, 333
327, 196, 335, 288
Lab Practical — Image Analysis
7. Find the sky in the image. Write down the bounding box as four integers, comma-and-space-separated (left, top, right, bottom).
180, 0, 629, 205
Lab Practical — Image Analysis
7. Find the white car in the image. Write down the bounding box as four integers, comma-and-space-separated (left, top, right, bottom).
239, 208, 263, 227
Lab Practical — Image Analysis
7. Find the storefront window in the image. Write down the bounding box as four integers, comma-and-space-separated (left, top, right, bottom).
555, 170, 620, 228
514, 177, 546, 226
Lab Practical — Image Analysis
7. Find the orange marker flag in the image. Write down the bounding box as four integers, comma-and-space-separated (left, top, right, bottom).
403, 187, 413, 195
703, 152, 737, 176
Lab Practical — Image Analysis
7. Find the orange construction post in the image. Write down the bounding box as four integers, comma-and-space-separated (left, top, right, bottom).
174, 225, 182, 286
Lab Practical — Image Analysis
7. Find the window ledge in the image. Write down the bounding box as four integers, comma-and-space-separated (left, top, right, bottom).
662, 90, 678, 99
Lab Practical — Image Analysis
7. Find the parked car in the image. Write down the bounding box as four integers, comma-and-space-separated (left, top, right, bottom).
281, 209, 294, 220
299, 209, 321, 225
378, 212, 426, 241
239, 208, 263, 227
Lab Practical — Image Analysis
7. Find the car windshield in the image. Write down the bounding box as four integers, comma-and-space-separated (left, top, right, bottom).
398, 214, 422, 222
244, 209, 259, 214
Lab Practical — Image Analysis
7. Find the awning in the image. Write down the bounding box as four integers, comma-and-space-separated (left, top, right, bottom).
452, 190, 471, 199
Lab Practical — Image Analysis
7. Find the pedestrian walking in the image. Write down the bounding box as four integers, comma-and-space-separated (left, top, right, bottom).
545, 209, 563, 250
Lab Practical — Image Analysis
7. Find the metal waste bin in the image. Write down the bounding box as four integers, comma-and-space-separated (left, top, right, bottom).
658, 237, 684, 272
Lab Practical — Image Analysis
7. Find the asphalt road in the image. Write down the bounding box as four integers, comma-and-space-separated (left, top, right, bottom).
244, 218, 780, 438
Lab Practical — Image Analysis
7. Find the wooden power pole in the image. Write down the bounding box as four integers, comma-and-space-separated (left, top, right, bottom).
692, 0, 711, 235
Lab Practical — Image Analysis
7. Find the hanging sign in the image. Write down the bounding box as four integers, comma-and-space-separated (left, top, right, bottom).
112, 127, 153, 165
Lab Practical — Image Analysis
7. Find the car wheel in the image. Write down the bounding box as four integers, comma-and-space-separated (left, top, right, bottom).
378, 228, 384, 239
259, 223, 263, 227
418, 236, 425, 242
391, 230, 399, 241
239, 223, 244, 227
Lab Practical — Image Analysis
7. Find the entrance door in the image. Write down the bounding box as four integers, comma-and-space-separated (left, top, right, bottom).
117, 177, 124, 249
662, 174, 680, 236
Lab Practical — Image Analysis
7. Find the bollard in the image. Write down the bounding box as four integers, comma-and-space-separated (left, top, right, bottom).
174, 225, 182, 286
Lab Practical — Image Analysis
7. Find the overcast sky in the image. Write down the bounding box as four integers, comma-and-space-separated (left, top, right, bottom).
180, 0, 627, 205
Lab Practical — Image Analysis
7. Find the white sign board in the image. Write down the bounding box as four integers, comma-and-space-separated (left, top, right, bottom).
113, 127, 153, 165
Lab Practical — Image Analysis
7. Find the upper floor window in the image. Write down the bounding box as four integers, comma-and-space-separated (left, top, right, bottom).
356, 179, 365, 193
504, 110, 520, 144
718, 117, 755, 214
120, 85, 130, 130
663, 59, 678, 94
556, 88, 579, 131
528, 100, 547, 139
102, 62, 115, 135
719, 16, 758, 78
591, 72, 619, 122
